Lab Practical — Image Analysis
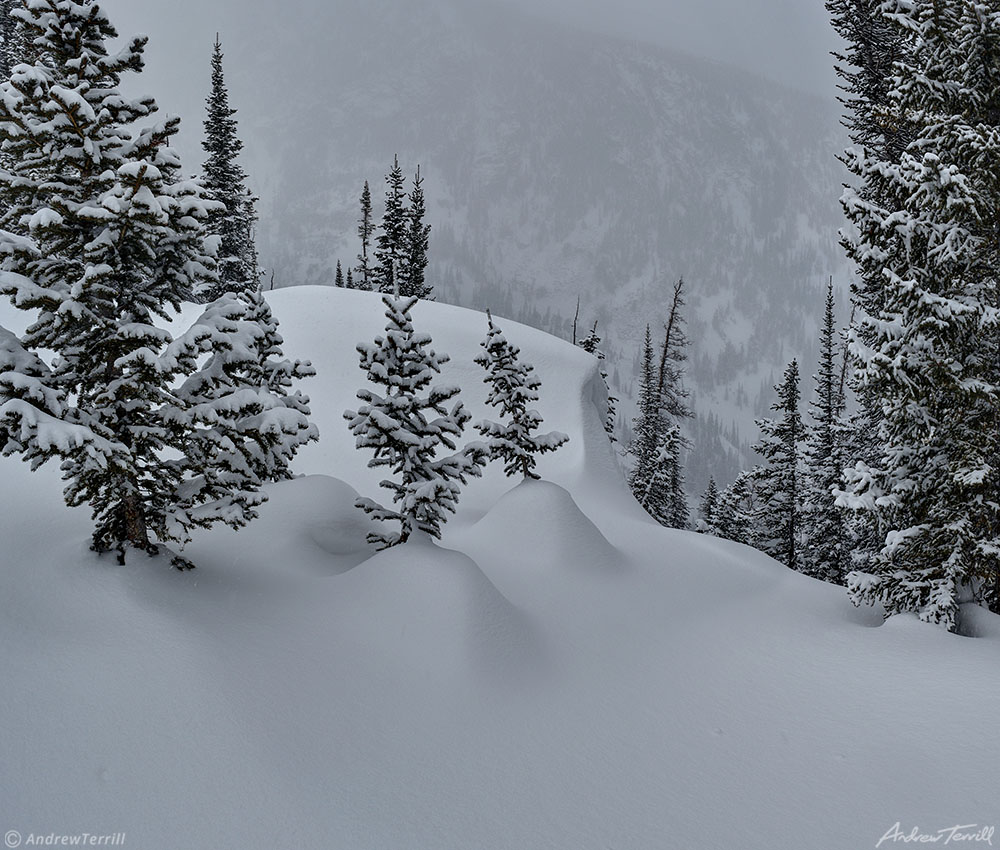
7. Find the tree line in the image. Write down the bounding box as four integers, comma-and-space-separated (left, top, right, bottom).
691, 0, 1000, 634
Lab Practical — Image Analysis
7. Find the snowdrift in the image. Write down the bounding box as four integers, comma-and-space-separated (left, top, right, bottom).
2, 287, 999, 850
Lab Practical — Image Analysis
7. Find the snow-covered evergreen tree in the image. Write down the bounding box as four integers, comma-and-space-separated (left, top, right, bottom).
354, 180, 374, 291
345, 295, 486, 548
627, 279, 692, 528
628, 325, 662, 515
826, 0, 913, 163
657, 278, 693, 422
577, 320, 601, 355
801, 282, 851, 584
0, 1, 310, 564
373, 156, 407, 295
838, 1, 1000, 631
200, 34, 258, 299
648, 423, 688, 529
576, 319, 617, 442
698, 477, 720, 534
335, 260, 344, 288
400, 165, 432, 299
716, 469, 762, 548
825, 1, 912, 571
0, 0, 22, 80
170, 289, 318, 511
474, 311, 567, 479
754, 360, 804, 570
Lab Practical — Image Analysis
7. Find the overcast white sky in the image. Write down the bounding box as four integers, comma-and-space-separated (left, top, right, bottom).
97, 0, 842, 169
505, 0, 839, 96
102, 0, 840, 98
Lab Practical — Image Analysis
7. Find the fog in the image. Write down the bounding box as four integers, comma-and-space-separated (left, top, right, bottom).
101, 0, 840, 154
93, 0, 848, 491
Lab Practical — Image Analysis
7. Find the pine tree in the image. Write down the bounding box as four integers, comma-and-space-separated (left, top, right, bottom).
716, 469, 763, 547
474, 311, 568, 479
754, 360, 804, 570
650, 424, 688, 529
354, 180, 374, 291
0, 1, 311, 564
200, 34, 258, 299
627, 325, 662, 515
576, 319, 618, 442
0, 0, 22, 80
826, 0, 914, 163
345, 295, 486, 548
839, 1, 1000, 631
698, 477, 720, 534
628, 355, 687, 528
335, 259, 344, 288
826, 0, 913, 550
172, 289, 318, 498
346, 267, 354, 289
373, 156, 407, 295
657, 278, 693, 421
802, 281, 852, 584
626, 279, 692, 528
578, 320, 601, 354
400, 165, 432, 299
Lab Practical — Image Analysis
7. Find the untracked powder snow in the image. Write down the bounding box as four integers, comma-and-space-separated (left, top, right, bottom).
2, 287, 998, 850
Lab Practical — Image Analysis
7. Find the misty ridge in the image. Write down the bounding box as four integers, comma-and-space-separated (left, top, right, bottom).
114, 0, 851, 493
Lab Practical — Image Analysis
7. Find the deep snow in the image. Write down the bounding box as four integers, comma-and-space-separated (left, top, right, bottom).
2, 287, 998, 850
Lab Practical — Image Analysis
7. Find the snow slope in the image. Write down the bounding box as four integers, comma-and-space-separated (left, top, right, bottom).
2, 287, 999, 850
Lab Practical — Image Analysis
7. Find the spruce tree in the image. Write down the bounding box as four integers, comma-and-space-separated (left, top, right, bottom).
698, 477, 720, 535
650, 424, 688, 529
657, 278, 693, 421
201, 34, 258, 299
173, 289, 318, 497
754, 360, 804, 570
627, 325, 662, 515
839, 1, 1000, 630
346, 267, 354, 289
354, 180, 374, 291
826, 0, 913, 563
716, 469, 763, 547
0, 0, 22, 80
0, 1, 312, 564
577, 321, 601, 354
576, 319, 617, 442
826, 0, 914, 163
474, 311, 568, 479
345, 295, 486, 548
335, 259, 344, 288
627, 279, 692, 528
801, 281, 852, 584
373, 156, 407, 295
400, 165, 432, 299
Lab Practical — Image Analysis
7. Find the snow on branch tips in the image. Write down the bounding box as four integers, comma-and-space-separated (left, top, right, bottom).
345, 294, 486, 548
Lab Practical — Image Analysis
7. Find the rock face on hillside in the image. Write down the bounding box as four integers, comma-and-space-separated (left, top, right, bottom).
218, 0, 850, 488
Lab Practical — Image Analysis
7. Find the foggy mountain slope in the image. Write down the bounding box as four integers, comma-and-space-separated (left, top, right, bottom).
112, 0, 851, 489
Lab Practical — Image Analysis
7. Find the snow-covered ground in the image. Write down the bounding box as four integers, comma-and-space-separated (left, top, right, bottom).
2, 287, 998, 850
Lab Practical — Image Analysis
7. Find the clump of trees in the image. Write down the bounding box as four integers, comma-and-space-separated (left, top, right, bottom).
0, 2, 314, 566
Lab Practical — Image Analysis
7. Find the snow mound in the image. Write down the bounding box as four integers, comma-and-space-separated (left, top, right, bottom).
453, 478, 623, 589
184, 474, 374, 577
251, 286, 628, 519
333, 533, 545, 680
